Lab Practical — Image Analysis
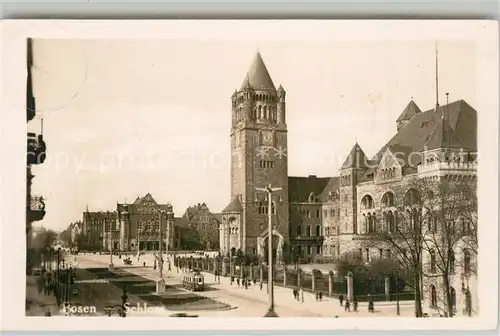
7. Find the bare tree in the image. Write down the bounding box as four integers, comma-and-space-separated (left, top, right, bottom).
367, 183, 427, 317
418, 176, 477, 317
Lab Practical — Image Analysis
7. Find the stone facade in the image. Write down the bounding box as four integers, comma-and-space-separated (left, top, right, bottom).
82, 193, 175, 252
218, 53, 478, 279
182, 203, 221, 250
220, 53, 289, 260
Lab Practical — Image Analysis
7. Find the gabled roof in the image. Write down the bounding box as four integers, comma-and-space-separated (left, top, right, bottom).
288, 176, 334, 203
318, 177, 340, 202
361, 99, 477, 180
240, 52, 276, 91
341, 143, 369, 169
425, 116, 467, 150
396, 99, 422, 122
222, 197, 243, 213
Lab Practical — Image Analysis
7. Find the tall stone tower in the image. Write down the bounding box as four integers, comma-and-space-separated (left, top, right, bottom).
220, 52, 289, 261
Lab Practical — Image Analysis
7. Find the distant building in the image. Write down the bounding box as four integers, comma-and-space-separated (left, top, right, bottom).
70, 221, 82, 245
182, 203, 221, 250
82, 193, 175, 252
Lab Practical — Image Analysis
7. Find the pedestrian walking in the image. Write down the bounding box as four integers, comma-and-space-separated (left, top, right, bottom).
300, 288, 304, 303
293, 288, 297, 300
168, 262, 171, 271
368, 300, 374, 313
353, 298, 358, 312
236, 278, 240, 287
230, 276, 234, 285
315, 292, 319, 301
259, 281, 263, 291
339, 294, 344, 307
319, 291, 323, 301
345, 299, 350, 312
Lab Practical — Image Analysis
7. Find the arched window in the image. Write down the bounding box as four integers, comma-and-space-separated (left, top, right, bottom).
361, 195, 374, 209
258, 201, 268, 215
381, 192, 395, 207
363, 214, 368, 234
430, 285, 437, 307
368, 213, 376, 233
449, 250, 455, 273
263, 105, 268, 119
450, 287, 456, 311
271, 201, 276, 215
297, 225, 302, 236
308, 192, 315, 202
258, 105, 262, 119
404, 188, 421, 205
315, 225, 321, 236
386, 211, 395, 233
464, 249, 471, 274
258, 131, 263, 145
307, 225, 312, 237
430, 249, 437, 273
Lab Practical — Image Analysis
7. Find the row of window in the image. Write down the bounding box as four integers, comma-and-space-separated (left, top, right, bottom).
234, 105, 278, 123
358, 248, 392, 262
341, 175, 352, 187
323, 226, 339, 236
323, 209, 340, 218
359, 209, 474, 236
361, 189, 418, 210
258, 202, 276, 215
380, 167, 396, 179
298, 208, 320, 218
233, 92, 278, 104
259, 160, 275, 168
429, 248, 472, 274
296, 224, 322, 237
322, 244, 341, 256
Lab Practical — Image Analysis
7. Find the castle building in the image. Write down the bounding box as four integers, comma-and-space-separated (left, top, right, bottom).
82, 193, 175, 252
218, 54, 478, 316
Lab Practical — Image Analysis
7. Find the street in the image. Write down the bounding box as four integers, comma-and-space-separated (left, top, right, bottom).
66, 253, 416, 317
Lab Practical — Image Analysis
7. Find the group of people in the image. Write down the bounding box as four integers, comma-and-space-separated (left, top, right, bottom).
338, 294, 375, 313
292, 288, 305, 302
229, 275, 254, 289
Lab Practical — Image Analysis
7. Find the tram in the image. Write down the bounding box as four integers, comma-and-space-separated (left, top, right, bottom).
182, 270, 205, 291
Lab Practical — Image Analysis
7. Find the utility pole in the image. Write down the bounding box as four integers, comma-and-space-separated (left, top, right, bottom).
108, 219, 114, 272
156, 210, 166, 294
256, 184, 282, 318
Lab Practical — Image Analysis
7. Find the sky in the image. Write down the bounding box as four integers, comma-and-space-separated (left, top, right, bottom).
29, 38, 478, 231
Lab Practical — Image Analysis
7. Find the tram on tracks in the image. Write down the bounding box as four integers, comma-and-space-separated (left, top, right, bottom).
182, 269, 205, 291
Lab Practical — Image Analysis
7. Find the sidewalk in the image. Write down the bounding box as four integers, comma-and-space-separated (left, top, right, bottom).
25, 275, 60, 316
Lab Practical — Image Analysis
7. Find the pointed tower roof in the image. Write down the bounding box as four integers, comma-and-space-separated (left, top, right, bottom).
424, 116, 466, 150
240, 52, 276, 91
341, 143, 368, 169
222, 197, 243, 213
397, 99, 422, 122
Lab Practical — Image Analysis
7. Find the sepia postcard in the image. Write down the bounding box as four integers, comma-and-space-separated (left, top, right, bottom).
0, 20, 498, 331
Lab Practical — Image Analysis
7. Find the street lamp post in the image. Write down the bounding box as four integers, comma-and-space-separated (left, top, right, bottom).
156, 210, 166, 294
256, 184, 282, 318
395, 271, 400, 316
108, 219, 114, 272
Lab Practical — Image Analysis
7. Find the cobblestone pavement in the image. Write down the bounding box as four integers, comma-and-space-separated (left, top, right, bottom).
75, 253, 416, 317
